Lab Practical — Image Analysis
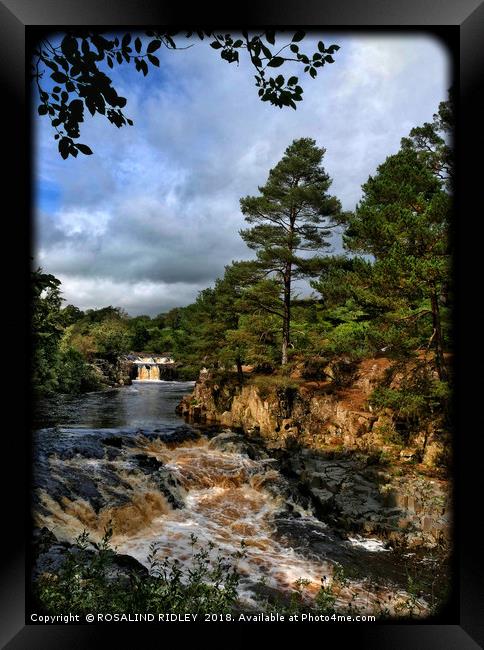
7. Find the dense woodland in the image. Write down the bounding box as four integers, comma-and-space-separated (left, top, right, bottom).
33, 95, 452, 442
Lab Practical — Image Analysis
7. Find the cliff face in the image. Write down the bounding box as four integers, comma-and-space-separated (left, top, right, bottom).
177, 358, 452, 549
178, 358, 448, 468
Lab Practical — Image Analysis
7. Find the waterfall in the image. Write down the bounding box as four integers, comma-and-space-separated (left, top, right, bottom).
130, 354, 175, 382
136, 363, 161, 381
150, 365, 160, 380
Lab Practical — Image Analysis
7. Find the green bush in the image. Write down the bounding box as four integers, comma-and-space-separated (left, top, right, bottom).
370, 385, 427, 421
35, 528, 243, 615
91, 319, 131, 361
57, 348, 104, 394
369, 363, 451, 448
326, 321, 370, 361
370, 372, 449, 423
176, 365, 200, 381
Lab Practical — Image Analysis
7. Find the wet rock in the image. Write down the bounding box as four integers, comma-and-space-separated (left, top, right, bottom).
252, 464, 313, 513
32, 528, 149, 586
99, 465, 134, 492
137, 425, 200, 445
329, 467, 449, 549
33, 458, 106, 512
103, 436, 124, 448
273, 515, 352, 564
130, 453, 186, 509
60, 442, 106, 460
32, 458, 64, 502
106, 447, 122, 461
310, 488, 335, 512
208, 431, 267, 460
284, 452, 425, 544
156, 468, 186, 509
133, 454, 164, 473
34, 428, 136, 464
63, 468, 104, 512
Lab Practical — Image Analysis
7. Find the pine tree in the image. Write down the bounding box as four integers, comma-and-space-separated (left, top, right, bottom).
343, 126, 451, 379
239, 137, 341, 365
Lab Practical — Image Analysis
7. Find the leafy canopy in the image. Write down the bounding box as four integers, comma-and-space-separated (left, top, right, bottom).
312, 95, 453, 375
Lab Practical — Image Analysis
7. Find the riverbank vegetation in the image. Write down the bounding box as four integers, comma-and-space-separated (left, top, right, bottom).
35, 527, 242, 616
34, 526, 436, 619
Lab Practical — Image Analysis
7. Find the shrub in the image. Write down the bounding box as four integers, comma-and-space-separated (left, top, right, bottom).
57, 348, 105, 394
176, 365, 200, 381
326, 321, 370, 361
370, 368, 450, 426
369, 362, 451, 459
35, 528, 243, 615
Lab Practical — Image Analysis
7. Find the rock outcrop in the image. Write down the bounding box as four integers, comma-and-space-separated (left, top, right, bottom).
286, 449, 451, 549
177, 359, 452, 549
177, 358, 447, 465
91, 357, 134, 387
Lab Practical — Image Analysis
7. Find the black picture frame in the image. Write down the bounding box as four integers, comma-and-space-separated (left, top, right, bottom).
1, 1, 483, 647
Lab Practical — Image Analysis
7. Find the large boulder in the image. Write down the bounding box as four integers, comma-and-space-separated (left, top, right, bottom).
208, 431, 267, 460
32, 528, 149, 587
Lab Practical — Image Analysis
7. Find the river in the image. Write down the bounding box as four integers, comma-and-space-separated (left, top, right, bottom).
33, 381, 432, 615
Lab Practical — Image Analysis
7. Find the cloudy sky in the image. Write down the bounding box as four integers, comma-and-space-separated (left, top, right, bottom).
34, 31, 450, 316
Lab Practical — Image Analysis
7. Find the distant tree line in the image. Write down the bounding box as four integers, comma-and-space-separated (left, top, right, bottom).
31, 279, 196, 396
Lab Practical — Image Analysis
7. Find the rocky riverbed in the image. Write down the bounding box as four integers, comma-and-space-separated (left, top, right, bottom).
177, 363, 452, 551
32, 382, 451, 617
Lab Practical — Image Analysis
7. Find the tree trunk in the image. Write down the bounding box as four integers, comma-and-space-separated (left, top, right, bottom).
430, 288, 447, 381
282, 210, 296, 367
282, 266, 291, 365
236, 356, 244, 385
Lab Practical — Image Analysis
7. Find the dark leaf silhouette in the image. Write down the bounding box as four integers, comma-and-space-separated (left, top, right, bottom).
32, 30, 340, 158
75, 143, 93, 155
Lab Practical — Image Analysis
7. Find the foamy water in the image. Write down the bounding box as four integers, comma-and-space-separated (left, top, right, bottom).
346, 536, 391, 553
114, 442, 332, 594
112, 440, 425, 613
34, 384, 429, 616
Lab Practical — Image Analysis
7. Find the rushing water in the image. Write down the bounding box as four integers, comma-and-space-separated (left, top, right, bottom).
33, 382, 430, 615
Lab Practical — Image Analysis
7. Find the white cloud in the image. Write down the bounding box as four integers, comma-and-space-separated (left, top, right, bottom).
56, 275, 203, 315
56, 208, 111, 237
35, 32, 450, 315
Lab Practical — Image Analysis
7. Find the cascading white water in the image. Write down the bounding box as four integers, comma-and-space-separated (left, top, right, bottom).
33, 383, 432, 617
132, 354, 174, 382
35, 433, 427, 615
128, 354, 174, 383
112, 439, 426, 613
136, 363, 161, 381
